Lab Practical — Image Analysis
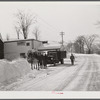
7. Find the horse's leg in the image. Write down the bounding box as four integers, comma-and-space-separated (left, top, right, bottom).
37, 60, 39, 70
36, 62, 38, 70
31, 63, 33, 70
38, 61, 39, 70
34, 64, 35, 69
35, 63, 37, 69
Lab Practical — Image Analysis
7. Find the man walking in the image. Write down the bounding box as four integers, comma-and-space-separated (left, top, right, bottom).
70, 54, 75, 65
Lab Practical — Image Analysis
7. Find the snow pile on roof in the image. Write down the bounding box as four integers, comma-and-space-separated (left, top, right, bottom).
43, 42, 61, 47
38, 43, 61, 51
0, 33, 3, 41
0, 58, 31, 85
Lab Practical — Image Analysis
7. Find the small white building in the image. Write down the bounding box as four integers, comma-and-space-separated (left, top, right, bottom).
4, 39, 43, 60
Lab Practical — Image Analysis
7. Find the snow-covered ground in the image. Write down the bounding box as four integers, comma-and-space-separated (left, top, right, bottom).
0, 54, 100, 91
0, 60, 69, 91
0, 55, 73, 91
0, 58, 31, 88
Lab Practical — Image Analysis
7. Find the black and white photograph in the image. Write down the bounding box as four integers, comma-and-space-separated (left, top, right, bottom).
0, 1, 100, 99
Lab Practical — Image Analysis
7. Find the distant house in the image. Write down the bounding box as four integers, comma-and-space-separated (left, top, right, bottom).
4, 39, 43, 60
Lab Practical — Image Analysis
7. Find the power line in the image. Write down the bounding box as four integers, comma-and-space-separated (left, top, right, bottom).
35, 14, 61, 33
33, 13, 66, 43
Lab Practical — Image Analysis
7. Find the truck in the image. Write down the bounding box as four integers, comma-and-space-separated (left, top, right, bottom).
47, 50, 66, 66
38, 45, 66, 66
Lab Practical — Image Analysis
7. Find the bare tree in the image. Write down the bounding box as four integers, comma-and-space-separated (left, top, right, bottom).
32, 26, 40, 40
73, 34, 98, 54
15, 26, 20, 39
66, 42, 73, 53
6, 34, 10, 40
15, 10, 36, 39
83, 34, 98, 54
74, 36, 85, 53
92, 43, 100, 54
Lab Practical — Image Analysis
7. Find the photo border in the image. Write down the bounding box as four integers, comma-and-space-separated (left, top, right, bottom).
0, 0, 100, 99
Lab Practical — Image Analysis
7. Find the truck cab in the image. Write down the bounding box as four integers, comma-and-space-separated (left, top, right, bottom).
47, 50, 66, 65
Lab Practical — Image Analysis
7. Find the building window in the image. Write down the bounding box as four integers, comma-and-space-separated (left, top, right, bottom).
26, 42, 30, 46
17, 41, 25, 46
20, 53, 26, 58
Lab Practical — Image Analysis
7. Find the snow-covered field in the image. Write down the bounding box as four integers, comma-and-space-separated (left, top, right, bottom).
0, 54, 100, 91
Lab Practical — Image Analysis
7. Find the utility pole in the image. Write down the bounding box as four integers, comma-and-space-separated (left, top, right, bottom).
71, 42, 73, 54
60, 31, 64, 46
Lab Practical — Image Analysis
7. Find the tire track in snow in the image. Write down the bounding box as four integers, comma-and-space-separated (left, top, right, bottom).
71, 55, 100, 91
67, 56, 93, 91
3, 66, 67, 91
15, 57, 85, 91
87, 56, 100, 91
54, 56, 88, 91
12, 63, 73, 91
13, 55, 100, 91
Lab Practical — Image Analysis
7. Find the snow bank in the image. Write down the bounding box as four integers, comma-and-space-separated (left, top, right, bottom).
0, 58, 31, 85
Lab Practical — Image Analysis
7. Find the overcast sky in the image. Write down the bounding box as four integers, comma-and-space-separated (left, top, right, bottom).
0, 2, 100, 43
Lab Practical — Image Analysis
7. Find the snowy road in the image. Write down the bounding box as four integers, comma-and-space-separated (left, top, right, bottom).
1, 54, 100, 91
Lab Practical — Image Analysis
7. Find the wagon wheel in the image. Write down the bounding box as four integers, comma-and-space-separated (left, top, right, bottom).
61, 59, 64, 64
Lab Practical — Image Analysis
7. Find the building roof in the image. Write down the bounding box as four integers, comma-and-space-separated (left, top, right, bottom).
4, 38, 43, 43
38, 45, 61, 51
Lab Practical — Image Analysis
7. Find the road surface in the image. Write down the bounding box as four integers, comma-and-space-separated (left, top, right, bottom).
2, 54, 100, 91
